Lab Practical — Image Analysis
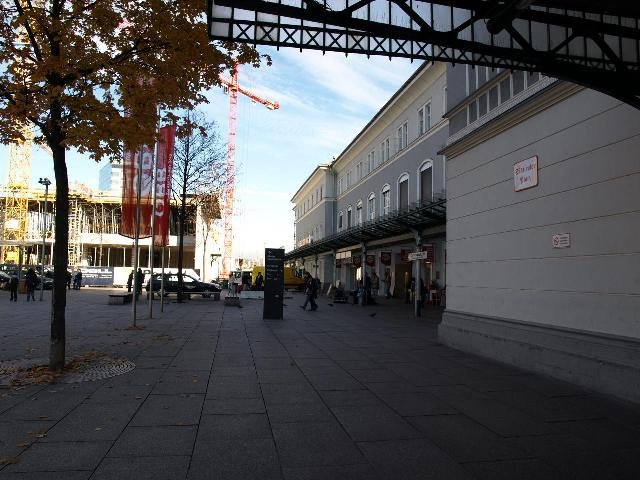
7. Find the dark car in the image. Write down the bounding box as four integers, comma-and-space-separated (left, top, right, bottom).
146, 273, 221, 297
0, 271, 10, 290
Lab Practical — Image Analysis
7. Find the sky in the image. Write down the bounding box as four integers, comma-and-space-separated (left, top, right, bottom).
0, 47, 420, 260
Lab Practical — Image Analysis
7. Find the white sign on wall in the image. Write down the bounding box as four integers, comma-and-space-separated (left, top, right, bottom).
552, 233, 571, 249
514, 156, 539, 191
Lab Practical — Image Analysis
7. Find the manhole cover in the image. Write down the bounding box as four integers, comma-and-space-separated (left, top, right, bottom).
62, 357, 135, 383
0, 356, 135, 386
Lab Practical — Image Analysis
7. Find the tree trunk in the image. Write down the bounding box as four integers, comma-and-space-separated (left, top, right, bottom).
50, 124, 68, 371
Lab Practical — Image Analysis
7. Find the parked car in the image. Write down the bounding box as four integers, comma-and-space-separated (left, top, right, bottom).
0, 271, 10, 290
145, 273, 221, 297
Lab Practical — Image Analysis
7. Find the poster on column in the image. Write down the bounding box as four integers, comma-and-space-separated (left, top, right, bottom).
263, 248, 284, 320
154, 125, 176, 247
120, 145, 154, 238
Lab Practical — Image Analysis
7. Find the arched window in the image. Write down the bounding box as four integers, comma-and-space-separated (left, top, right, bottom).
381, 184, 391, 216
418, 160, 433, 204
367, 192, 375, 220
338, 211, 343, 230
356, 200, 363, 225
346, 205, 353, 228
398, 173, 409, 211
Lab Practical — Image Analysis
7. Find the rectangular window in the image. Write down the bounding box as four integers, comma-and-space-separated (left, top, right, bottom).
489, 85, 499, 110
512, 71, 525, 95
468, 99, 478, 123
418, 107, 424, 135
347, 209, 352, 228
385, 138, 390, 161
443, 86, 447, 114
368, 196, 375, 220
526, 71, 540, 87
418, 102, 432, 135
499, 77, 511, 103
382, 190, 390, 215
478, 93, 487, 117
338, 214, 343, 229
356, 162, 361, 180
399, 180, 408, 211
420, 167, 433, 204
356, 205, 362, 225
397, 122, 408, 151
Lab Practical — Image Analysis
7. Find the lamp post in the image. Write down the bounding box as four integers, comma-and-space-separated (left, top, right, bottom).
38, 177, 51, 301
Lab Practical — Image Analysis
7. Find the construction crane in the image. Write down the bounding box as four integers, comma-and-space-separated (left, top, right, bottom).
1, 125, 33, 264
218, 65, 279, 279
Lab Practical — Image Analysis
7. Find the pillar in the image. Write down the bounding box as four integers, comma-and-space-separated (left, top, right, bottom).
414, 231, 422, 317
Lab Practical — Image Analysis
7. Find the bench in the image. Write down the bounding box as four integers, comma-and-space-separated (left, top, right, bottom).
109, 293, 133, 305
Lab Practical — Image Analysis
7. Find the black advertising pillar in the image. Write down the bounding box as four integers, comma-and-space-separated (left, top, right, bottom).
263, 248, 284, 319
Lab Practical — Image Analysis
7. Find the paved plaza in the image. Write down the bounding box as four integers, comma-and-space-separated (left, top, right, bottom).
0, 288, 639, 479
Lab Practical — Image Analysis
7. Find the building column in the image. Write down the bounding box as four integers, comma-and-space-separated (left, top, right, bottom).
107, 247, 111, 267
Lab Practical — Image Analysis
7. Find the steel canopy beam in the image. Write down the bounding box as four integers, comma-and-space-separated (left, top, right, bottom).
209, 0, 640, 108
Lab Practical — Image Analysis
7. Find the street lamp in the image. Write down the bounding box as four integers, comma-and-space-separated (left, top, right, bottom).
38, 177, 51, 301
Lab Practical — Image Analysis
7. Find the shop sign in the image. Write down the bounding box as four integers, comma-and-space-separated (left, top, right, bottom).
408, 251, 429, 261
352, 255, 362, 268
422, 244, 435, 263
514, 156, 538, 192
365, 254, 376, 266
552, 233, 571, 248
380, 251, 392, 266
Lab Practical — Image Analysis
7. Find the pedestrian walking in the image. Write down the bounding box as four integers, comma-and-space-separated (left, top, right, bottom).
25, 268, 38, 301
300, 272, 318, 311
73, 270, 82, 290
126, 270, 134, 292
9, 273, 18, 302
136, 268, 144, 295
363, 272, 372, 306
66, 270, 72, 290
384, 269, 391, 298
254, 271, 264, 291
371, 271, 380, 298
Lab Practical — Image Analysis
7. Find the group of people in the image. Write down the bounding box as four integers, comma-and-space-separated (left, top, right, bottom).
66, 269, 83, 290
7, 268, 39, 302
126, 268, 145, 294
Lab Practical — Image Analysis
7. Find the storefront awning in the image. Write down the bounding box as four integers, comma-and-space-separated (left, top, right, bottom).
285, 198, 446, 261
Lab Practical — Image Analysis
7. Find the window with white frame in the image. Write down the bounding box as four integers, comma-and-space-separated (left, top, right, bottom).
356, 162, 362, 180
398, 173, 409, 211
367, 193, 375, 220
380, 137, 390, 163
356, 200, 363, 225
418, 102, 431, 135
381, 184, 391, 216
397, 122, 408, 151
338, 211, 343, 230
367, 150, 375, 173
346, 171, 351, 188
346, 206, 352, 228
419, 160, 433, 204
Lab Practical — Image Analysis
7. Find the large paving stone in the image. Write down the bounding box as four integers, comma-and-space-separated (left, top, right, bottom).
91, 455, 190, 480
281, 464, 378, 480
266, 402, 334, 423
462, 458, 564, 480
196, 414, 271, 442
358, 438, 474, 480
1, 441, 111, 473
202, 397, 266, 415
271, 421, 366, 467
130, 394, 204, 426
108, 425, 197, 457
0, 420, 55, 458
330, 404, 421, 442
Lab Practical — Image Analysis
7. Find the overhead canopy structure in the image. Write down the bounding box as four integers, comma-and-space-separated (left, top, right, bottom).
284, 198, 446, 261
208, 1, 640, 108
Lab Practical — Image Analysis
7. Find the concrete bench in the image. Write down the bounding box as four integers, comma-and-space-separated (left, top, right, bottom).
109, 293, 133, 305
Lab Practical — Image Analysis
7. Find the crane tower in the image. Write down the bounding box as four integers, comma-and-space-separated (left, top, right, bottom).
219, 65, 279, 279
1, 125, 33, 264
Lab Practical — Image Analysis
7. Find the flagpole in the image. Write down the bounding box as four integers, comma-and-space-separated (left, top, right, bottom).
161, 246, 165, 313
149, 109, 161, 319
132, 144, 144, 327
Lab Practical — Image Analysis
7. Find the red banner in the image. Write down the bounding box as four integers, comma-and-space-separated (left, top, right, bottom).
120, 145, 154, 239
153, 125, 176, 246
422, 244, 436, 263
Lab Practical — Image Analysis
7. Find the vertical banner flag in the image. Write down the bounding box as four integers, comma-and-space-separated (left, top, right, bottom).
121, 145, 155, 238
154, 124, 176, 247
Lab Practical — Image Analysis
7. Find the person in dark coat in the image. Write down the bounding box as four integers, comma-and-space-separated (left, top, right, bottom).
25, 268, 38, 301
300, 272, 318, 311
66, 270, 72, 290
126, 270, 134, 292
254, 272, 264, 291
136, 268, 144, 294
73, 270, 82, 290
9, 273, 18, 302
